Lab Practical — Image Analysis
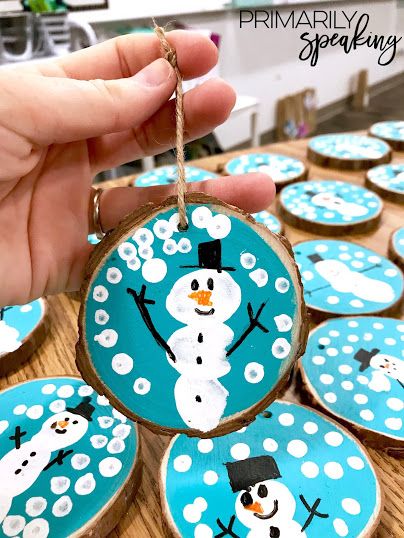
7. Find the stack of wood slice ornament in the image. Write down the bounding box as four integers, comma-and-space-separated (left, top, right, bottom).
160, 400, 383, 538
224, 153, 308, 191
293, 240, 403, 322
369, 121, 404, 151
0, 299, 48, 376
278, 180, 383, 235
366, 164, 404, 203
132, 165, 218, 187
307, 134, 391, 170
76, 194, 308, 437
300, 317, 404, 454
389, 227, 404, 270
0, 377, 141, 537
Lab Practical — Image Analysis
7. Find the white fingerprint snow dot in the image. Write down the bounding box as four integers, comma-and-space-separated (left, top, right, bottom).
74, 473, 96, 495
342, 498, 361, 515
347, 456, 365, 470
90, 434, 108, 449
357, 375, 369, 385
99, 457, 122, 478
95, 309, 109, 325
153, 219, 172, 240
133, 377, 151, 395
142, 258, 167, 283
278, 413, 294, 426
303, 421, 318, 434
57, 385, 74, 398
97, 395, 109, 406
302, 270, 314, 281
333, 518, 349, 537
327, 296, 340, 305
207, 214, 231, 239
339, 365, 352, 375
244, 362, 265, 383
127, 257, 141, 271
163, 238, 177, 255
324, 392, 337, 404
324, 431, 343, 447
177, 238, 192, 254
26, 405, 43, 420
249, 268, 268, 288
93, 285, 108, 302
301, 461, 319, 479
360, 409, 374, 421
2, 515, 26, 536
194, 497, 208, 512
13, 404, 27, 415
324, 462, 344, 479
20, 304, 32, 312
112, 424, 131, 439
320, 374, 334, 385
263, 438, 278, 452
354, 394, 368, 405
94, 329, 118, 348
350, 299, 364, 308
50, 476, 70, 495
274, 314, 293, 332
194, 523, 213, 538
287, 439, 308, 458
198, 439, 214, 454
192, 206, 212, 228
312, 356, 325, 365
78, 385, 94, 397
25, 497, 47, 517
107, 437, 125, 454
240, 252, 256, 270
319, 337, 330, 346
52, 495, 73, 518
174, 454, 192, 472
22, 518, 49, 538
112, 353, 133, 375
385, 417, 402, 430
138, 245, 153, 260
71, 453, 90, 470
41, 384, 56, 395
183, 504, 202, 524
272, 338, 291, 359
133, 228, 154, 246
106, 267, 122, 285
315, 244, 328, 253
230, 443, 250, 460
203, 470, 218, 486
275, 277, 290, 293
386, 398, 403, 412
49, 400, 66, 413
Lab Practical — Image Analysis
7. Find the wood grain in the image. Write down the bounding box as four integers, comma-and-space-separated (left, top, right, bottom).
1, 136, 403, 537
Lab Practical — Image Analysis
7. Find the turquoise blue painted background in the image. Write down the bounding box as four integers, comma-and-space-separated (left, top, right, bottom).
281, 180, 381, 225
302, 317, 403, 440
85, 204, 299, 430
392, 228, 404, 257
164, 401, 379, 538
1, 299, 44, 348
225, 153, 305, 183
134, 166, 218, 187
294, 240, 403, 315
367, 164, 404, 195
309, 135, 390, 159
0, 378, 137, 537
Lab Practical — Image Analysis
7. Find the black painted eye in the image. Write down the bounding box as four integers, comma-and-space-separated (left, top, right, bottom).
241, 491, 253, 507
191, 279, 199, 291
64, 417, 70, 421
207, 278, 214, 291
258, 484, 268, 498
195, 395, 202, 403
73, 420, 78, 425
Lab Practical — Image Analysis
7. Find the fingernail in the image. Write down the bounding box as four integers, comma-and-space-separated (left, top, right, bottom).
133, 58, 172, 87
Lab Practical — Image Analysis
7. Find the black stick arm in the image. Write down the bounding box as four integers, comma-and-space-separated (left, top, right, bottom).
227, 302, 269, 357
43, 449, 73, 471
127, 286, 176, 362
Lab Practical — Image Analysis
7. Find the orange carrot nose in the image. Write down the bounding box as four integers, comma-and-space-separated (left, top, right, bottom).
188, 290, 213, 306
245, 501, 264, 514
58, 420, 69, 428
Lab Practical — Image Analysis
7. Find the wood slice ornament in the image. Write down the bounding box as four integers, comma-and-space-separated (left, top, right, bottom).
307, 134, 391, 171
224, 153, 308, 191
0, 299, 48, 376
293, 240, 403, 322
133, 165, 218, 187
300, 317, 404, 453
76, 194, 307, 437
252, 210, 283, 234
278, 180, 382, 235
160, 400, 383, 538
369, 121, 404, 151
0, 376, 141, 537
365, 164, 404, 203
389, 227, 404, 270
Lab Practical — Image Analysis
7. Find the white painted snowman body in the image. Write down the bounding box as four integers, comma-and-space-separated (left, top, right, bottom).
0, 411, 89, 523
166, 268, 242, 432
368, 353, 404, 393
0, 319, 21, 354
235, 479, 305, 538
314, 259, 394, 303
311, 192, 368, 218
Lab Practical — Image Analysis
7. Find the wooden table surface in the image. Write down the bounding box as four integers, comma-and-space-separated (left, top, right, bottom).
2, 137, 403, 538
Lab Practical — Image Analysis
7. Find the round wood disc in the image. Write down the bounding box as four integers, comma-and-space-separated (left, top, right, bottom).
278, 180, 382, 235
252, 210, 284, 234
0, 376, 141, 537
300, 317, 404, 453
160, 400, 383, 538
307, 135, 391, 170
369, 121, 404, 151
293, 240, 403, 321
388, 227, 404, 270
133, 166, 218, 187
365, 164, 404, 203
76, 193, 307, 438
0, 299, 48, 376
224, 153, 308, 190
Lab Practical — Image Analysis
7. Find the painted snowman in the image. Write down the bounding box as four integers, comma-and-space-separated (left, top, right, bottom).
306, 190, 368, 218
226, 455, 306, 538
0, 397, 94, 523
307, 253, 395, 304
354, 348, 404, 393
0, 307, 21, 354
128, 239, 268, 432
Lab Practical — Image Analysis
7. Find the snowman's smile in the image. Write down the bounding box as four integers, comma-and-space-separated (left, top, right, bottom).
253, 499, 279, 520
195, 307, 215, 316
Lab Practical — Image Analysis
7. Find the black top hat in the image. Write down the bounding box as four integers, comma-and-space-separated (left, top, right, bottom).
354, 348, 380, 372
66, 396, 95, 422
308, 253, 324, 264
181, 239, 235, 272
225, 456, 281, 493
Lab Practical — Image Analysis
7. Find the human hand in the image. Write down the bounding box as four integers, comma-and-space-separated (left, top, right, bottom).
0, 31, 275, 306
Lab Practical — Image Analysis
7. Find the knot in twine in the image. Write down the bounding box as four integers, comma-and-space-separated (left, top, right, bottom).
154, 22, 187, 231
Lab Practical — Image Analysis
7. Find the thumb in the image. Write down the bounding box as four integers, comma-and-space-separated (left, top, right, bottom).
1, 58, 176, 145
